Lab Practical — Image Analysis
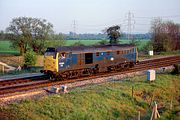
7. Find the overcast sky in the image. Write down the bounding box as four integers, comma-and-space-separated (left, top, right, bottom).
0, 0, 180, 34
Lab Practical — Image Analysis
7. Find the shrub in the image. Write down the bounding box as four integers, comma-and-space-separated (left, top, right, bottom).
171, 64, 180, 75
23, 51, 37, 67
140, 41, 153, 54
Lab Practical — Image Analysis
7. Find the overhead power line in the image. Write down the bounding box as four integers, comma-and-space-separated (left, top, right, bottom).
68, 14, 180, 34
135, 15, 180, 19
123, 11, 135, 40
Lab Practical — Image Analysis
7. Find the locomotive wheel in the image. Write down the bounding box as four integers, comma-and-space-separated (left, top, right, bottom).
56, 74, 62, 80
64, 72, 70, 80
52, 72, 62, 80
129, 62, 134, 68
82, 68, 92, 76
69, 70, 79, 78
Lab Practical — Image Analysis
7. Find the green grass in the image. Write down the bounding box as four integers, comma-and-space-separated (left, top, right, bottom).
65, 39, 149, 48
0, 40, 19, 55
65, 40, 102, 46
138, 50, 180, 60
0, 40, 13, 51
0, 73, 179, 120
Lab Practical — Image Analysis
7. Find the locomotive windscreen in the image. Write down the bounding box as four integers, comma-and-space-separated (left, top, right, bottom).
45, 47, 56, 57
46, 47, 56, 52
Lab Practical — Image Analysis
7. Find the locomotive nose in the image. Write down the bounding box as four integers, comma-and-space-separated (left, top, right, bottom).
44, 53, 59, 72
43, 48, 59, 73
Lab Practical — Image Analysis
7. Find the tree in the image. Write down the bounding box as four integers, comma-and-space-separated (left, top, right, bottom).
151, 18, 180, 53
6, 17, 53, 55
106, 25, 121, 44
141, 41, 153, 53
0, 30, 5, 40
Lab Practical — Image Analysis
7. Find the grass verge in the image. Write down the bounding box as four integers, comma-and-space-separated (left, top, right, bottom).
0, 73, 179, 120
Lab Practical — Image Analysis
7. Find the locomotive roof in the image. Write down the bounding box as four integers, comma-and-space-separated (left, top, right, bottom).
55, 44, 136, 53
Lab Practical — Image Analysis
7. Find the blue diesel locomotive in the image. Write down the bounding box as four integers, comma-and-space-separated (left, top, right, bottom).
41, 44, 138, 80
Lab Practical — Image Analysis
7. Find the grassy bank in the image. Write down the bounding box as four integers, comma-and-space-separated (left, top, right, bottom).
138, 50, 180, 60
0, 73, 179, 120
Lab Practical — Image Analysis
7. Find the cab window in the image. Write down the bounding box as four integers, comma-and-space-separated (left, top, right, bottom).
44, 52, 54, 57
59, 52, 66, 59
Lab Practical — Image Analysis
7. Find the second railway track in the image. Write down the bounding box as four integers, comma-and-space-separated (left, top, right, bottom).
0, 75, 49, 88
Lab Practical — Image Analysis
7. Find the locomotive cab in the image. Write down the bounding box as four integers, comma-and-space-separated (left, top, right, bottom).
43, 47, 59, 73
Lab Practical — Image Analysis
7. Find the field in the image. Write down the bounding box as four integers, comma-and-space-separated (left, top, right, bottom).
66, 39, 149, 49
65, 40, 102, 46
0, 39, 149, 55
0, 73, 179, 120
0, 40, 19, 55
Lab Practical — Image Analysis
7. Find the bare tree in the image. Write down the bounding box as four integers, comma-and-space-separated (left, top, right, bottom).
151, 18, 180, 52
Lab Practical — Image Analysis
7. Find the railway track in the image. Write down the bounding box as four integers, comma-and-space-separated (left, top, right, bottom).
0, 55, 180, 96
0, 75, 48, 88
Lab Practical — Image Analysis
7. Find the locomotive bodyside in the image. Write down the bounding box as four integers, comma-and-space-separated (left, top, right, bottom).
42, 44, 138, 80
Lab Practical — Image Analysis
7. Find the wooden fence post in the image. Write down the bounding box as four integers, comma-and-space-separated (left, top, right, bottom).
138, 111, 140, 120
150, 101, 160, 120
132, 86, 134, 98
170, 99, 173, 110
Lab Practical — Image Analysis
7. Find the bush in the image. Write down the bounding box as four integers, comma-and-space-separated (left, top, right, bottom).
140, 41, 153, 54
171, 64, 180, 75
23, 51, 37, 67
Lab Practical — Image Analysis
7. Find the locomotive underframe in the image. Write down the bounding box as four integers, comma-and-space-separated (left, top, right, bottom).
43, 60, 135, 80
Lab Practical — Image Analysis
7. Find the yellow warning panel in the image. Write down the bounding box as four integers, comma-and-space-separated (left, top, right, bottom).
44, 53, 59, 72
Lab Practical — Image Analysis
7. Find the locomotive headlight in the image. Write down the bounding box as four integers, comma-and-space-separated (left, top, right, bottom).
110, 57, 114, 61
59, 62, 65, 65
59, 62, 64, 67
